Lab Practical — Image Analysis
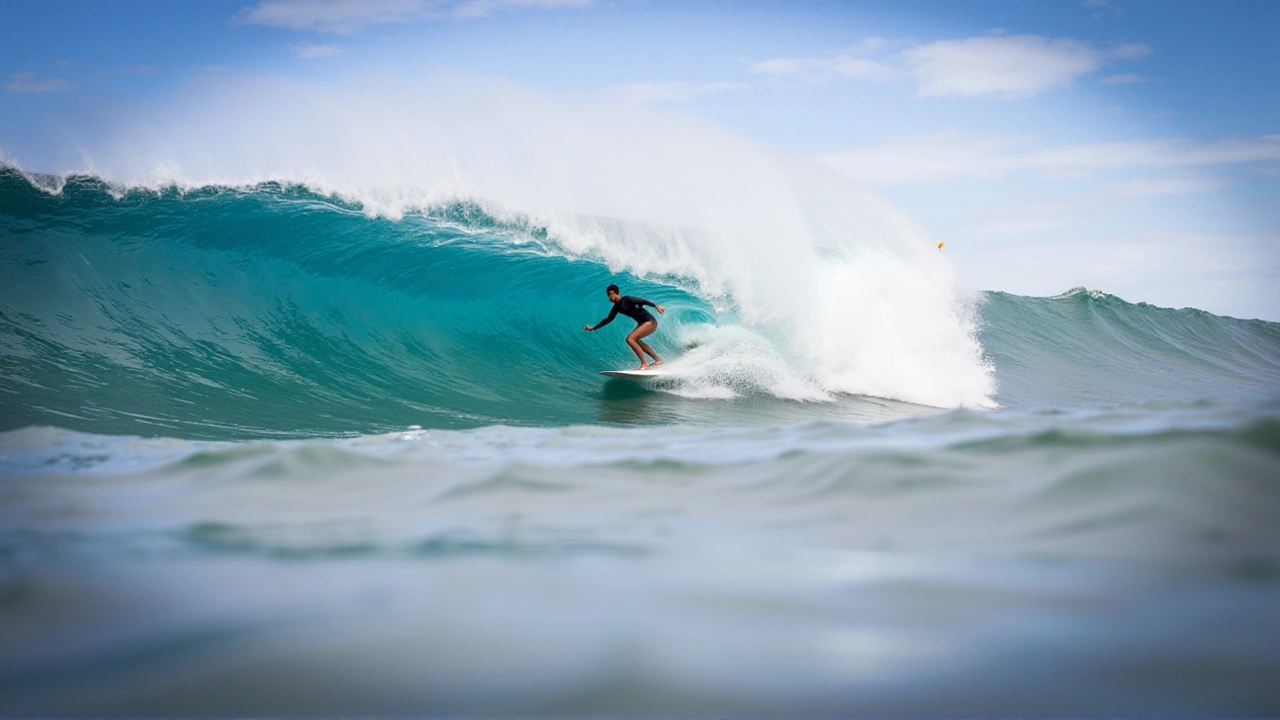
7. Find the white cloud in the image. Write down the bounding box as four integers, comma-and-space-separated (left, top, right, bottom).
750, 56, 896, 83
749, 38, 898, 84
903, 35, 1104, 98
452, 0, 592, 19
819, 133, 1280, 186
293, 43, 342, 58
608, 81, 750, 104
1100, 73, 1149, 84
235, 0, 591, 33
753, 34, 1150, 98
5, 72, 74, 93
831, 57, 896, 81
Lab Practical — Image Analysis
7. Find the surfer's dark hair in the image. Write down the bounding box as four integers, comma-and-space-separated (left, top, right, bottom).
606, 284, 619, 294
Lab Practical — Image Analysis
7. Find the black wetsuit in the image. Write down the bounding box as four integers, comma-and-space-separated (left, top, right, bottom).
594, 296, 657, 329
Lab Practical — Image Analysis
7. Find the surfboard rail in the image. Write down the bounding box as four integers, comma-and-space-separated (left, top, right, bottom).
599, 369, 663, 379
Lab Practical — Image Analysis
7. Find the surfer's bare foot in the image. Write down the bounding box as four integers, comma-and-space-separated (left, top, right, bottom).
653, 360, 663, 366
637, 363, 651, 370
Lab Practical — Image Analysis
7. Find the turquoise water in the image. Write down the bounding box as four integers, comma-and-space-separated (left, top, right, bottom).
2, 167, 1280, 715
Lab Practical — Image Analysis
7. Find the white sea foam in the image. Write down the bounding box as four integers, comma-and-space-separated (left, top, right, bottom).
658, 323, 832, 402
18, 73, 996, 408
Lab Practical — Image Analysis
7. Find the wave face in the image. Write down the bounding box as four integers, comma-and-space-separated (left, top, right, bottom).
3, 167, 1280, 439
2, 169, 680, 436
979, 287, 1280, 408
1, 167, 984, 437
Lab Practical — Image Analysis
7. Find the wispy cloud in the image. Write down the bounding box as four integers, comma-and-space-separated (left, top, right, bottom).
749, 38, 898, 85
236, 0, 423, 33
752, 34, 1151, 99
819, 132, 1280, 186
293, 43, 342, 58
904, 36, 1148, 98
235, 0, 592, 33
608, 81, 750, 104
5, 72, 74, 93
452, 0, 592, 19
1100, 72, 1150, 85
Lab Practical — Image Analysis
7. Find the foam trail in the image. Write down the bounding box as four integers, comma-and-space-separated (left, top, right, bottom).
16, 74, 995, 408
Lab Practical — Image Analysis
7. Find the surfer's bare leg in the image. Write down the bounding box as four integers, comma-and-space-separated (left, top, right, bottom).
624, 337, 648, 369
628, 321, 660, 369
638, 340, 662, 364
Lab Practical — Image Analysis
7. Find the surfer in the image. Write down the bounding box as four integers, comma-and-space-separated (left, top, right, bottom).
583, 284, 665, 370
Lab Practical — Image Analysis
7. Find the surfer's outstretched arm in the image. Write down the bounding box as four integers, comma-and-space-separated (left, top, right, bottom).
583, 305, 619, 331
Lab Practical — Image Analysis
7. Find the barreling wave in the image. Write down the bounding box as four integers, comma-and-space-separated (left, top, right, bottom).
2, 167, 1278, 439
0, 168, 703, 436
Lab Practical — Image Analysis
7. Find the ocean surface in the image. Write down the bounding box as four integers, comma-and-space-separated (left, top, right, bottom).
2, 166, 1279, 715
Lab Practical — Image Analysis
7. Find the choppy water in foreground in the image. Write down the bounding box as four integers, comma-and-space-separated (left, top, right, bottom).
2, 168, 1280, 715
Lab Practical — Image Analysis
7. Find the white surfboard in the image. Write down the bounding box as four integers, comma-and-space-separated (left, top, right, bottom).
599, 369, 664, 379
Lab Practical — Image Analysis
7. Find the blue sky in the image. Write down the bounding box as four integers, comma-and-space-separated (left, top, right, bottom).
2, 0, 1278, 319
